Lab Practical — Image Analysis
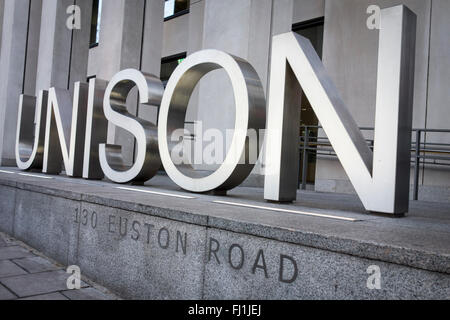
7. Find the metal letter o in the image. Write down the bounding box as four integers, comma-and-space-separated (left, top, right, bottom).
158, 49, 266, 193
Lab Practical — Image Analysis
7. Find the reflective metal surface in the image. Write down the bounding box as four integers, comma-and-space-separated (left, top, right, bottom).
99, 69, 164, 184
158, 49, 266, 193
83, 78, 108, 180
264, 5, 416, 215
15, 91, 49, 170
43, 83, 89, 177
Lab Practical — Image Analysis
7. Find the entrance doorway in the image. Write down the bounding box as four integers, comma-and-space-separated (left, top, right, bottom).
292, 17, 324, 188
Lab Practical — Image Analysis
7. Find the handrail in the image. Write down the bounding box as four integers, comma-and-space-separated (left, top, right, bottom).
298, 126, 450, 200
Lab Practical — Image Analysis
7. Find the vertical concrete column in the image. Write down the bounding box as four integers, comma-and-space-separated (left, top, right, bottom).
70, 0, 94, 90
422, 0, 450, 191
139, 0, 164, 125
35, 0, 92, 93
88, 0, 163, 165
0, 0, 31, 166
0, 0, 4, 49
194, 0, 272, 185
23, 0, 43, 96
91, 0, 142, 165
186, 0, 206, 129
271, 0, 293, 37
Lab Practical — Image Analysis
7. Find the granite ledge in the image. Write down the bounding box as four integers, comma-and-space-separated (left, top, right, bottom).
0, 175, 449, 276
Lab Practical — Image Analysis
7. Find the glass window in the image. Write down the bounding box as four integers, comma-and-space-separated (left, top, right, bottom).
164, 0, 189, 20
161, 53, 187, 87
292, 18, 325, 187
90, 0, 103, 47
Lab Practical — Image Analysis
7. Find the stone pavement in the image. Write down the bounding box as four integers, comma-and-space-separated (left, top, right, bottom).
0, 232, 120, 300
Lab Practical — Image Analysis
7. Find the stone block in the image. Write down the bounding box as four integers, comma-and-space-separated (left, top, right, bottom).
0, 246, 34, 261
0, 185, 16, 234
13, 189, 80, 265
61, 287, 116, 300
203, 228, 450, 300
13, 256, 62, 274
19, 292, 68, 300
0, 283, 16, 300
0, 260, 27, 278
74, 202, 207, 300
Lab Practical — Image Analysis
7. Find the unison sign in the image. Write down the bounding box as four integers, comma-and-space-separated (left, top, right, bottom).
15, 6, 416, 216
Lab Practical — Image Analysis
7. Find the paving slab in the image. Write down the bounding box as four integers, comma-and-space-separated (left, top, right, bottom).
0, 283, 16, 300
0, 233, 18, 247
19, 292, 69, 300
0, 260, 27, 278
0, 246, 35, 261
13, 256, 62, 274
61, 287, 116, 300
0, 270, 88, 298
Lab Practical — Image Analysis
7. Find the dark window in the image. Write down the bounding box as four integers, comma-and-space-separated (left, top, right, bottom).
292, 17, 324, 58
161, 52, 187, 87
292, 17, 325, 187
89, 0, 103, 48
164, 0, 190, 21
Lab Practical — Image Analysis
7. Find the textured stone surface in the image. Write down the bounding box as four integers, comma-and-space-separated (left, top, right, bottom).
0, 185, 15, 234
0, 260, 27, 278
0, 283, 16, 300
203, 228, 450, 300
0, 246, 34, 261
0, 172, 449, 299
19, 292, 69, 300
0, 270, 87, 298
13, 189, 80, 265
0, 232, 18, 247
0, 231, 120, 300
75, 202, 206, 299
13, 256, 62, 274
61, 287, 116, 300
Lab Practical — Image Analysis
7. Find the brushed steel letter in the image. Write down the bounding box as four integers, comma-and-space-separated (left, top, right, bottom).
99, 69, 163, 184
158, 50, 266, 193
43, 83, 89, 177
264, 5, 416, 215
15, 91, 49, 170
83, 78, 108, 180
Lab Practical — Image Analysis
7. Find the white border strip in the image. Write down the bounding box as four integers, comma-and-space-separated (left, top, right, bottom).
213, 200, 359, 222
18, 173, 54, 179
0, 170, 15, 174
116, 186, 196, 200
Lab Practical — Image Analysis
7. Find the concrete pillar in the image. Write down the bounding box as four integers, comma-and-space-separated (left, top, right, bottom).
23, 0, 43, 96
0, 0, 31, 166
186, 0, 205, 123
87, 0, 163, 166
139, 0, 165, 125
70, 0, 94, 90
0, 0, 4, 49
422, 0, 450, 190
293, 0, 325, 23
272, 0, 294, 36
35, 0, 92, 93
193, 0, 272, 185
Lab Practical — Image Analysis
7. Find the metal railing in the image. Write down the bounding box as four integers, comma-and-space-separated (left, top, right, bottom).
299, 126, 450, 200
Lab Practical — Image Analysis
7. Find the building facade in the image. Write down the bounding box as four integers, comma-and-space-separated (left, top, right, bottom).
0, 0, 449, 202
